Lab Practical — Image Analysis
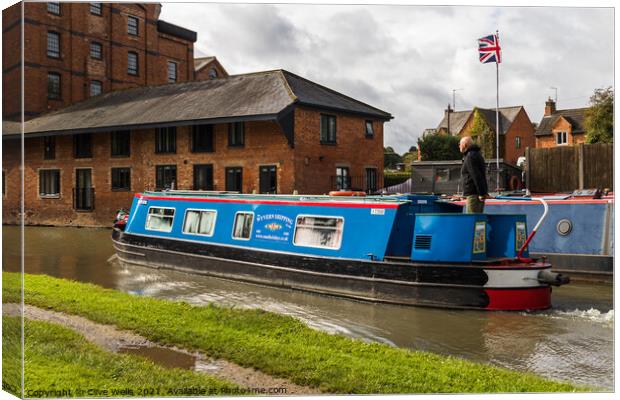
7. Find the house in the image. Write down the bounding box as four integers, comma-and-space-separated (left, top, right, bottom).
194, 56, 229, 80
534, 98, 588, 147
2, 2, 201, 122
2, 69, 392, 226
435, 105, 536, 165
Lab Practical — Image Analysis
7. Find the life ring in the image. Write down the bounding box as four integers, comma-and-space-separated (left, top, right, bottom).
329, 191, 366, 197
509, 176, 521, 191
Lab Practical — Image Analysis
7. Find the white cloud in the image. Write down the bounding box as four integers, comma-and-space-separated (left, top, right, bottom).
161, 3, 613, 154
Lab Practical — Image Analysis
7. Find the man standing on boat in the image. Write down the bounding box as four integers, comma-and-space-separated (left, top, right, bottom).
459, 136, 490, 213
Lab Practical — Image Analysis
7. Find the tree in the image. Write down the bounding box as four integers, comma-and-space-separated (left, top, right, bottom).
417, 133, 460, 161
585, 87, 613, 144
468, 109, 497, 159
409, 145, 418, 153
384, 147, 403, 169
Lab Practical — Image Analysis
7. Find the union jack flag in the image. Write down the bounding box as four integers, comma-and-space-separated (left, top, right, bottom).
478, 34, 501, 64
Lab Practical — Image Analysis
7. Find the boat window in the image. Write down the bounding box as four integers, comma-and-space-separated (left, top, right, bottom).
293, 215, 344, 249
232, 212, 254, 240
183, 210, 216, 236
145, 207, 175, 232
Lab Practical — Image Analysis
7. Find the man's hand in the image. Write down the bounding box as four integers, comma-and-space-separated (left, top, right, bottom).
478, 194, 492, 202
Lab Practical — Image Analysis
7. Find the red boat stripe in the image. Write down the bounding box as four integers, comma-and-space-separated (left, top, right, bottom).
136, 194, 402, 209
485, 287, 551, 311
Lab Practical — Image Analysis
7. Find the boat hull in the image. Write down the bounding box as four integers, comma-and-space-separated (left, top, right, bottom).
112, 229, 553, 311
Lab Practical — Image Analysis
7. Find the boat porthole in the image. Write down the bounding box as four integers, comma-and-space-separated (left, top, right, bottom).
556, 219, 572, 236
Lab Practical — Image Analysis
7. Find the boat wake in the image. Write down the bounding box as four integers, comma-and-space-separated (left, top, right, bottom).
550, 308, 614, 326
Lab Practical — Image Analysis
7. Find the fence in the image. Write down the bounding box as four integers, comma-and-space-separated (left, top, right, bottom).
526, 143, 613, 193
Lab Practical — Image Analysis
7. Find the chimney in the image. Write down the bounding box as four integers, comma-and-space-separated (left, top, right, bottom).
544, 97, 556, 116
445, 104, 452, 134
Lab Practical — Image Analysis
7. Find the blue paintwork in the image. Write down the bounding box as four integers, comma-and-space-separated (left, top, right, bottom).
125, 195, 402, 261
412, 214, 489, 262
486, 214, 529, 259
484, 201, 613, 255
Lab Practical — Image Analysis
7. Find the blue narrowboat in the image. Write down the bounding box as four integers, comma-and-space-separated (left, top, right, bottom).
112, 191, 569, 311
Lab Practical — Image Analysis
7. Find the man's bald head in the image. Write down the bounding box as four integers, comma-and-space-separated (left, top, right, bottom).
459, 136, 473, 153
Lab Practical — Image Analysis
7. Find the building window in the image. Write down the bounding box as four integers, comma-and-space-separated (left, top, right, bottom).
208, 68, 218, 79
365, 168, 377, 192
47, 72, 61, 99
47, 2, 61, 15
259, 165, 277, 194
167, 61, 177, 83
43, 136, 55, 160
47, 31, 60, 58
155, 165, 176, 190
225, 167, 243, 192
194, 164, 214, 190
145, 207, 175, 232
232, 212, 254, 240
155, 127, 176, 153
127, 52, 138, 75
293, 215, 344, 250
228, 122, 244, 147
191, 124, 214, 152
515, 136, 522, 149
90, 42, 102, 59
90, 3, 102, 15
90, 80, 102, 97
39, 169, 60, 198
335, 166, 350, 190
111, 131, 130, 157
73, 134, 92, 158
320, 114, 337, 144
556, 132, 567, 145
183, 210, 216, 236
111, 167, 131, 191
365, 120, 375, 138
127, 16, 139, 36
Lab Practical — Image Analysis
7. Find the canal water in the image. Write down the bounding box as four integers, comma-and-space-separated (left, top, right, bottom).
2, 226, 614, 390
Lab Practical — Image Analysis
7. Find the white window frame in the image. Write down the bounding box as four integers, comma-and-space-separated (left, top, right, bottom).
292, 214, 345, 250
232, 211, 254, 241
145, 206, 175, 232
556, 131, 568, 145
182, 208, 218, 237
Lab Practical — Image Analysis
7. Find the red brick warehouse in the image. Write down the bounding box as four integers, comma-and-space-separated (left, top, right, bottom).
2, 3, 392, 227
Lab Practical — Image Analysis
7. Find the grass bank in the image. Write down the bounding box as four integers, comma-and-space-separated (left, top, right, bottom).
2, 316, 239, 397
3, 272, 585, 393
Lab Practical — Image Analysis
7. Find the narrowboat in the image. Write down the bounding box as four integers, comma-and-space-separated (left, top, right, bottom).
111, 191, 569, 311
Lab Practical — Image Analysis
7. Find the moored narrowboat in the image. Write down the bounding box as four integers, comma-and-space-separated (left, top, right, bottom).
111, 191, 569, 311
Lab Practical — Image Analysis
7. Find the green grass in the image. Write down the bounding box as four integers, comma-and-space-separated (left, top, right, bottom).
2, 316, 239, 397
3, 272, 586, 393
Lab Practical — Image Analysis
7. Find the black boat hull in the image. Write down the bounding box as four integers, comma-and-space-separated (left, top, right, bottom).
112, 229, 552, 310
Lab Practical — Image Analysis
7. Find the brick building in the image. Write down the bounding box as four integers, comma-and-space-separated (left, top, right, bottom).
2, 2, 197, 121
435, 105, 536, 165
534, 98, 588, 147
194, 56, 228, 80
2, 70, 391, 226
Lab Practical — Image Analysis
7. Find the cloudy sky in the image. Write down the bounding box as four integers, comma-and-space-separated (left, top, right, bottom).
161, 2, 614, 154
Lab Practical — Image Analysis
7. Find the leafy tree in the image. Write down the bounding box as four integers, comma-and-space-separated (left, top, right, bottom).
468, 109, 497, 159
409, 145, 418, 153
384, 147, 403, 169
585, 87, 613, 144
417, 133, 460, 161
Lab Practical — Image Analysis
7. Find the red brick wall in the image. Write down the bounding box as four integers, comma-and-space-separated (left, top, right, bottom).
2, 2, 194, 121
503, 108, 536, 164
293, 107, 384, 194
194, 60, 228, 81
2, 120, 296, 227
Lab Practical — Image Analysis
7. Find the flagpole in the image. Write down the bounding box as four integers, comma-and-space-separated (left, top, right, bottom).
495, 30, 500, 192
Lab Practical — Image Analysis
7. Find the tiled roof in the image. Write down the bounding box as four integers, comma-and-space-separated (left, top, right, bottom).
535, 107, 588, 136
194, 56, 216, 71
436, 106, 523, 135
3, 70, 391, 137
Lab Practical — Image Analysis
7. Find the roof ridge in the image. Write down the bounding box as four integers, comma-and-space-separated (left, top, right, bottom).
280, 70, 391, 117
275, 70, 298, 102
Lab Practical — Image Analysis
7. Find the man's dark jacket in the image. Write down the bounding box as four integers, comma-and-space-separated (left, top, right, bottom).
461, 144, 488, 196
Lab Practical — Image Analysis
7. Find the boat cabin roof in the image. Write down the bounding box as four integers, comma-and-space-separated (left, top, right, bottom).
140, 190, 411, 205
